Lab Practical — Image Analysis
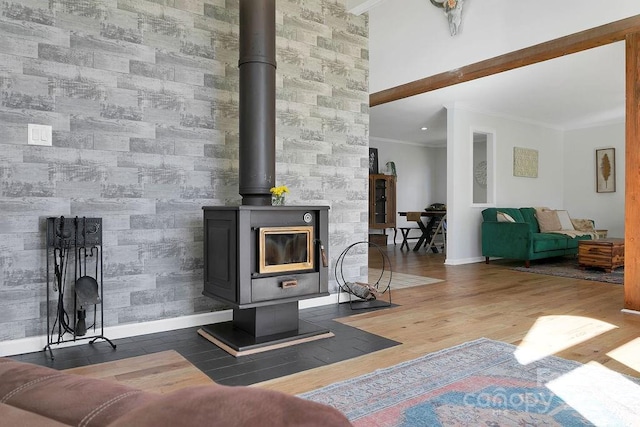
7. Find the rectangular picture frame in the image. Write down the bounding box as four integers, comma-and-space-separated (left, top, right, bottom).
369, 148, 379, 174
596, 148, 615, 193
513, 147, 538, 178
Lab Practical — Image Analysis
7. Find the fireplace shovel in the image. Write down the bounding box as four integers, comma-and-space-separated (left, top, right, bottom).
75, 275, 100, 336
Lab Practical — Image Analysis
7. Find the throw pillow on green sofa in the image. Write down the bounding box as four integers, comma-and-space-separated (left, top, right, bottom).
536, 210, 562, 232
497, 211, 516, 222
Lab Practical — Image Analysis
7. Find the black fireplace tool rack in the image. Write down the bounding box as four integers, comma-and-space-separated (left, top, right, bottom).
45, 216, 115, 359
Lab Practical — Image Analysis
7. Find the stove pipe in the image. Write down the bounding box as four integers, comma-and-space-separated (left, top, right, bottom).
238, 0, 276, 206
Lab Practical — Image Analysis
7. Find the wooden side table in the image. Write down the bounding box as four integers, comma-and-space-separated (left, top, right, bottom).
578, 238, 624, 272
595, 229, 608, 239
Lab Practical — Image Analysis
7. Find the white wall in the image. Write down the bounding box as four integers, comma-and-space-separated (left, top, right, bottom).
369, 138, 446, 241
564, 122, 625, 238
373, 114, 625, 262
446, 106, 565, 265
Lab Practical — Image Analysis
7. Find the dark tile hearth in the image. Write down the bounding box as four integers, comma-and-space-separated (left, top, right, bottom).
9, 304, 400, 386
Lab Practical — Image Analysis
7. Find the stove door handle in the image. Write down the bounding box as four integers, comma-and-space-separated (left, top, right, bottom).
318, 240, 328, 268
281, 279, 298, 289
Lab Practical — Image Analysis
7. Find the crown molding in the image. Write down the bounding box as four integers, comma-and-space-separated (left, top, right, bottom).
370, 136, 446, 148
347, 0, 385, 15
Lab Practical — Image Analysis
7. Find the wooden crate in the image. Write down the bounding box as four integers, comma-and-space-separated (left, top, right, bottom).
578, 238, 624, 272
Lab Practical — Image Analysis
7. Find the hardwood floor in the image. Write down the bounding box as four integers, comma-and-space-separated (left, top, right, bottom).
12, 246, 640, 395
65, 350, 214, 393
256, 246, 640, 395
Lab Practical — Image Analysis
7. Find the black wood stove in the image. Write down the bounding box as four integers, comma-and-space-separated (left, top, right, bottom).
199, 0, 331, 355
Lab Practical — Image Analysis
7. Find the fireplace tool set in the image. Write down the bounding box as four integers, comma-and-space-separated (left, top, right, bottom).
45, 216, 115, 358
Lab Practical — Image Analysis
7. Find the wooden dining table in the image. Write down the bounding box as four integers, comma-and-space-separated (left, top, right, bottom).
398, 210, 447, 252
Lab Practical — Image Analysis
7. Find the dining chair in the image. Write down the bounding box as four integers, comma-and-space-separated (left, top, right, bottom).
398, 212, 424, 250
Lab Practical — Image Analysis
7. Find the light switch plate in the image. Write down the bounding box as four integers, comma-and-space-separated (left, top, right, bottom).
28, 124, 52, 146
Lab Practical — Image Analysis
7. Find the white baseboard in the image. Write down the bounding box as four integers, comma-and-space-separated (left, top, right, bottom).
0, 295, 340, 358
299, 292, 366, 307
0, 310, 232, 358
444, 256, 485, 265
299, 293, 339, 308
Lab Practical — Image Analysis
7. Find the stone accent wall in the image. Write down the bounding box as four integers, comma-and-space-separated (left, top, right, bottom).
0, 0, 369, 341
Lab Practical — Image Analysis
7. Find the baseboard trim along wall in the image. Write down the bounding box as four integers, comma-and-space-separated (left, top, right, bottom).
0, 294, 339, 357
444, 256, 486, 266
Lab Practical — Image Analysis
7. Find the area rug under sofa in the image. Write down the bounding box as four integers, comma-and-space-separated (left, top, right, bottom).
511, 256, 623, 284
300, 338, 640, 426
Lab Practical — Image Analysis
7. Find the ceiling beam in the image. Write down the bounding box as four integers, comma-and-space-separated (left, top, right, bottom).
370, 14, 640, 107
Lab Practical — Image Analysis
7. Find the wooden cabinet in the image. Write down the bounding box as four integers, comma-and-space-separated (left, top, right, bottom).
369, 174, 396, 230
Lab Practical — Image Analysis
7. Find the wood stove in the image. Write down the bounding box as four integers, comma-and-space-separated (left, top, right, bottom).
199, 0, 331, 355
200, 205, 330, 354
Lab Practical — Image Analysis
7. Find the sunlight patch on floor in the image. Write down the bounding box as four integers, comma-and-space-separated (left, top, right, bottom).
607, 337, 640, 374
368, 268, 443, 290
515, 315, 617, 364
546, 361, 640, 425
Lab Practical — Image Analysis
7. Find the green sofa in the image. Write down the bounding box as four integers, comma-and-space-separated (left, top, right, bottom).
481, 207, 593, 267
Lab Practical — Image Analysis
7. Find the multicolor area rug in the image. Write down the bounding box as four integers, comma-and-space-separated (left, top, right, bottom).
511, 257, 623, 284
300, 338, 640, 426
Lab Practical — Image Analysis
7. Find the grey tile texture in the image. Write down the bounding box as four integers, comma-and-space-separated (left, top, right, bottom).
0, 0, 369, 342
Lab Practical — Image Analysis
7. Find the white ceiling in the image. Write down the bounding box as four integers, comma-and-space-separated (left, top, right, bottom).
369, 42, 626, 146
360, 0, 635, 147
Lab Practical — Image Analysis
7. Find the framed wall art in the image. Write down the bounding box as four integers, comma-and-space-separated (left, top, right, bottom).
513, 147, 538, 178
369, 148, 379, 174
596, 148, 615, 193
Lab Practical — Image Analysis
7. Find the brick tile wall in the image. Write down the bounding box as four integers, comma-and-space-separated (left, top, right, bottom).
0, 0, 368, 341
